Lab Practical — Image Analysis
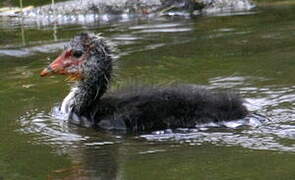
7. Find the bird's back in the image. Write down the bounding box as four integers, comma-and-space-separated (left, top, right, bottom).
90, 85, 248, 132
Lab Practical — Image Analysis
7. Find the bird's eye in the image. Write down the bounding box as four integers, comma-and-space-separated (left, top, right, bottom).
72, 50, 83, 58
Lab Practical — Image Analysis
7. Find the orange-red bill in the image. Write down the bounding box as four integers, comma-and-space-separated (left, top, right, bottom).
40, 66, 54, 77
40, 50, 82, 77
40, 51, 69, 77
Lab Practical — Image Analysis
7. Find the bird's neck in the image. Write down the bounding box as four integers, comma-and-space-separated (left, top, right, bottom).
61, 57, 112, 116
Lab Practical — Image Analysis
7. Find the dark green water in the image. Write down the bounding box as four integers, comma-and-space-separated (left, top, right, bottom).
1, 1, 295, 180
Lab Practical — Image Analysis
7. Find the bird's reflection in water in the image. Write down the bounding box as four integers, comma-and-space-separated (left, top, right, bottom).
18, 107, 121, 179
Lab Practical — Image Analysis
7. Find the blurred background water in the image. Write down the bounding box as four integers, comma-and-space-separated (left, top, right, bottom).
0, 0, 295, 179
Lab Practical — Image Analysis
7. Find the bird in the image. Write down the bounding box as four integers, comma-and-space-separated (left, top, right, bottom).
40, 32, 249, 132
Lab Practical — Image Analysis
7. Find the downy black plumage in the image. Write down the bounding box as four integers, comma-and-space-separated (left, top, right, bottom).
40, 32, 248, 132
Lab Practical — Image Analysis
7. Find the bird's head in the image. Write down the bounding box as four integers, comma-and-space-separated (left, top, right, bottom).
40, 32, 113, 81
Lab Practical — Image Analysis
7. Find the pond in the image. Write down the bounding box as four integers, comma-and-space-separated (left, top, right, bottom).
0, 1, 295, 179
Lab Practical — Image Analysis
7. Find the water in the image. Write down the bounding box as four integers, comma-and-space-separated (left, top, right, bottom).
1, 1, 295, 179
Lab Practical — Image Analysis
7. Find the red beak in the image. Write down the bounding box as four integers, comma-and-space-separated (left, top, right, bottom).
40, 50, 85, 81
40, 51, 70, 77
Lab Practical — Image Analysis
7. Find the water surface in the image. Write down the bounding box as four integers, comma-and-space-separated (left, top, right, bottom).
0, 2, 295, 180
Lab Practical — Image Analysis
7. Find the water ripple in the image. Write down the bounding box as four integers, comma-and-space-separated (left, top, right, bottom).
136, 27, 191, 33
139, 76, 295, 152
18, 108, 89, 147
0, 42, 65, 57
17, 74, 295, 152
